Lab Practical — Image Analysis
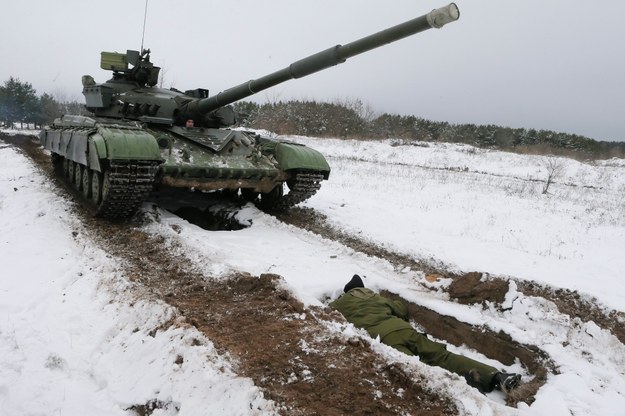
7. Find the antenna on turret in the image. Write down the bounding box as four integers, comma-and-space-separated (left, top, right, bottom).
140, 0, 149, 53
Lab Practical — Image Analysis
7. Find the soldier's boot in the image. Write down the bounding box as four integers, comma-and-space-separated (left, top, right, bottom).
493, 372, 522, 392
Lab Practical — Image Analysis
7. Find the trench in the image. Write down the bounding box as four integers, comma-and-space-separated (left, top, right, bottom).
276, 206, 625, 346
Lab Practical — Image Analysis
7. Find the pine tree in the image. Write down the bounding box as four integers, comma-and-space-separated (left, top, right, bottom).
0, 77, 39, 127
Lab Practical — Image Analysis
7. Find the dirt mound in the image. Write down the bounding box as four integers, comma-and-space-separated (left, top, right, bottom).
517, 281, 625, 345
447, 272, 509, 305
446, 271, 625, 346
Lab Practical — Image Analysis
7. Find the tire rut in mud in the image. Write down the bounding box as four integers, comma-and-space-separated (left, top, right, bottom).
275, 207, 451, 278
3, 133, 457, 415
8, 132, 619, 411
78, 227, 458, 415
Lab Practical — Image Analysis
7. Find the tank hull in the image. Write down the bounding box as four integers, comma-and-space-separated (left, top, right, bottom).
39, 115, 330, 218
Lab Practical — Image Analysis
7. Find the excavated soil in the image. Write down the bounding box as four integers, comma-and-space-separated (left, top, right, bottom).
277, 207, 625, 347
379, 290, 553, 407
6, 132, 623, 412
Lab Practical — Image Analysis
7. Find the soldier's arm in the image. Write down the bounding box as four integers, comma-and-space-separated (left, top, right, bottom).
385, 298, 409, 321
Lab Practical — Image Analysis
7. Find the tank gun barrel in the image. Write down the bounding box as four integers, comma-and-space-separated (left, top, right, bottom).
190, 3, 459, 116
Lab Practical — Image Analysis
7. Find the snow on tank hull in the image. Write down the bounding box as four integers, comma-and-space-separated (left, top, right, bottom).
39, 115, 330, 219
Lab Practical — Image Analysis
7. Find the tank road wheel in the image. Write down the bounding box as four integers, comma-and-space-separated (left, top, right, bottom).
73, 163, 83, 191
62, 158, 72, 180
101, 171, 112, 203
91, 170, 103, 206
67, 161, 77, 185
258, 183, 284, 210
51, 153, 63, 175
81, 166, 92, 198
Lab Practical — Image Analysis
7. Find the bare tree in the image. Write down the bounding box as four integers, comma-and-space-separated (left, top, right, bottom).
263, 89, 283, 106
542, 156, 564, 194
158, 65, 171, 88
338, 97, 377, 123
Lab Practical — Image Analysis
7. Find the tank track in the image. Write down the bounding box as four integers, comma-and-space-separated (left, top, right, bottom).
263, 171, 325, 211
95, 160, 159, 218
54, 155, 158, 219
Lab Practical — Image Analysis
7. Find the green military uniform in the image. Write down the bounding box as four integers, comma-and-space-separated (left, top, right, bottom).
330, 287, 499, 392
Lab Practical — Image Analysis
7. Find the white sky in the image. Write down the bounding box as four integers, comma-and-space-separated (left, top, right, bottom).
2, 0, 624, 142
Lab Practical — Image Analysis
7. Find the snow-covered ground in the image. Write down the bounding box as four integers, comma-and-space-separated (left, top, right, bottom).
1, 128, 624, 415
291, 136, 625, 311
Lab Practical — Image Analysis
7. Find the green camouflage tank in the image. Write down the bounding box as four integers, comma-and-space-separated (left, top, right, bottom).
39, 4, 459, 218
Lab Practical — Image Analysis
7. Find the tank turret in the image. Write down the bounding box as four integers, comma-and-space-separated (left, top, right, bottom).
40, 3, 460, 219
182, 3, 459, 123
84, 3, 459, 128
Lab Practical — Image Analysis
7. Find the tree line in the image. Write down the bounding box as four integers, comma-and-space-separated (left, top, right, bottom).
0, 77, 87, 128
234, 100, 625, 160
2, 76, 623, 160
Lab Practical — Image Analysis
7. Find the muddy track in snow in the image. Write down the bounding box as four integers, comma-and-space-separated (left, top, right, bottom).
276, 207, 625, 346
6, 132, 613, 411
4, 133, 458, 414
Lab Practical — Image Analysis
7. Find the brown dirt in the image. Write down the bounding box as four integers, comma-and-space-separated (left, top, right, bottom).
380, 290, 553, 407
4, 133, 456, 414
107, 224, 458, 415
7, 131, 621, 412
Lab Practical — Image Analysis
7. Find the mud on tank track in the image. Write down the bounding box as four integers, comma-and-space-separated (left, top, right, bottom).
6, 132, 623, 412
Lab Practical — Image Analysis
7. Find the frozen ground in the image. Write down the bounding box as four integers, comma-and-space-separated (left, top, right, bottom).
1, 128, 624, 415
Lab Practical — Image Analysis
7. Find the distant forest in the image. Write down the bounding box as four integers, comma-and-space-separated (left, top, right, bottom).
0, 77, 88, 128
2, 77, 624, 160
234, 100, 625, 160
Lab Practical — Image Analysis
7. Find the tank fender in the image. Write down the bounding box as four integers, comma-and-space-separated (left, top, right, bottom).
259, 138, 330, 178
88, 133, 107, 172
39, 128, 90, 166
65, 130, 89, 165
95, 127, 161, 161
39, 129, 59, 155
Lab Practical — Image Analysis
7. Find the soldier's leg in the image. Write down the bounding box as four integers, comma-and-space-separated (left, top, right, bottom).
381, 330, 415, 356
383, 329, 499, 392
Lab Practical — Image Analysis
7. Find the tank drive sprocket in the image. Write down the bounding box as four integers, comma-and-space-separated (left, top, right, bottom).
259, 171, 325, 211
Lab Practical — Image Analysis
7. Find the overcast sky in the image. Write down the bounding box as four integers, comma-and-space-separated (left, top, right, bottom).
2, 0, 624, 142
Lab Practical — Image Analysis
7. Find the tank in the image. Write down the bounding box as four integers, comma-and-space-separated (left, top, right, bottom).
40, 4, 459, 219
